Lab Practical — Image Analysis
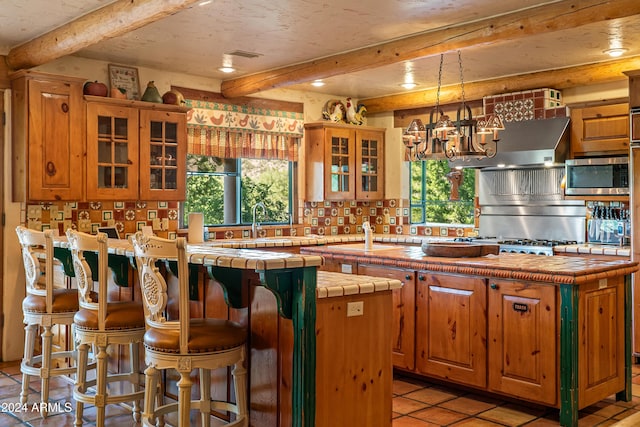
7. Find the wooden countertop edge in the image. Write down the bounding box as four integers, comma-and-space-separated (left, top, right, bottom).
303, 248, 638, 285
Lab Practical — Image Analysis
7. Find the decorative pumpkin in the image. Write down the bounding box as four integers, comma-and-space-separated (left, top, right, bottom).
162, 89, 185, 106
141, 81, 163, 103
83, 81, 108, 97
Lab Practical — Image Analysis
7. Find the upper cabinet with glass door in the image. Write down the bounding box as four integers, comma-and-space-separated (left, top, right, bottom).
85, 97, 188, 201
86, 101, 139, 200
304, 122, 385, 201
139, 109, 186, 200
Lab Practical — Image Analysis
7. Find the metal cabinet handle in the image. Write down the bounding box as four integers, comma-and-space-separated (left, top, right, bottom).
61, 102, 69, 113
418, 275, 426, 281
490, 283, 498, 290
405, 274, 412, 280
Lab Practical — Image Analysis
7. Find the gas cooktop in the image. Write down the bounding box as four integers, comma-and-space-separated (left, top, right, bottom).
454, 237, 579, 256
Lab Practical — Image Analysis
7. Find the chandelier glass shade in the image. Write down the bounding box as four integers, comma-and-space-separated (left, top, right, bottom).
402, 51, 504, 161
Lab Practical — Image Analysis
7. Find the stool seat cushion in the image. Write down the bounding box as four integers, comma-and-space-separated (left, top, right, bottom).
144, 319, 247, 354
22, 289, 79, 313
74, 301, 145, 330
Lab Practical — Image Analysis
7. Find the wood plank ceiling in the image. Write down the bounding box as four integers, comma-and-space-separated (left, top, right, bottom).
1, 0, 639, 112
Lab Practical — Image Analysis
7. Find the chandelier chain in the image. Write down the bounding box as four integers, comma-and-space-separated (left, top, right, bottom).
435, 53, 444, 111
457, 50, 466, 106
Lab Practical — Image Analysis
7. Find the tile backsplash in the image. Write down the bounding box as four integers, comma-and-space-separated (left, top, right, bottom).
24, 199, 474, 239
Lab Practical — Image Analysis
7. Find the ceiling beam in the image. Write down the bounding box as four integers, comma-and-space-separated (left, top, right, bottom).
220, 0, 640, 98
362, 56, 640, 114
5, 0, 201, 71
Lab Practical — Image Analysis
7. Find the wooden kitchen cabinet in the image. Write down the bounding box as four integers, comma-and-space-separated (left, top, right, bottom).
570, 103, 629, 157
487, 279, 557, 405
357, 264, 415, 370
10, 70, 85, 202
304, 122, 385, 201
139, 109, 186, 200
86, 100, 139, 200
415, 272, 487, 388
86, 97, 187, 200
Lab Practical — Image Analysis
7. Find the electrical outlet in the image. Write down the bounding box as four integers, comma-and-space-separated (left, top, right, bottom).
347, 301, 364, 317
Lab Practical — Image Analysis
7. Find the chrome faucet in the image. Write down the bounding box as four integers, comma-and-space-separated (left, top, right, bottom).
252, 202, 266, 238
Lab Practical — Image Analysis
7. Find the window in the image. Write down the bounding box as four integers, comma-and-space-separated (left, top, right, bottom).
183, 154, 292, 226
410, 160, 475, 225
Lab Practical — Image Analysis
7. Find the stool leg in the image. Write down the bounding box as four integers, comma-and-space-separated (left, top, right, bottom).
232, 350, 248, 426
199, 368, 211, 427
130, 342, 141, 422
177, 368, 192, 427
75, 342, 89, 427
95, 343, 108, 427
20, 323, 37, 404
143, 364, 157, 425
40, 325, 53, 417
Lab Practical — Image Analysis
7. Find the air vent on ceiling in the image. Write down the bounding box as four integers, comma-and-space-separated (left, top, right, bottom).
226, 50, 262, 59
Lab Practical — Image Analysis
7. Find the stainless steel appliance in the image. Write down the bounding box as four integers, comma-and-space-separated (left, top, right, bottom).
477, 167, 586, 245
565, 157, 629, 196
448, 117, 570, 168
455, 237, 577, 256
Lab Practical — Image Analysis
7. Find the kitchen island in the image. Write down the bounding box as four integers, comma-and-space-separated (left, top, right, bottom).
53, 238, 402, 427
300, 243, 639, 427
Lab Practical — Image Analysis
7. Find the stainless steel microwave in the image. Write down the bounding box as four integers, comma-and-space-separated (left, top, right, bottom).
564, 157, 629, 196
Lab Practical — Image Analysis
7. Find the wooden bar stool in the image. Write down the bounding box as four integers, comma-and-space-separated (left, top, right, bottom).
16, 226, 78, 417
131, 232, 248, 427
66, 229, 145, 427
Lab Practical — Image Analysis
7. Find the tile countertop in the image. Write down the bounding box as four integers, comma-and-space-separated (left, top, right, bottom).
54, 237, 402, 298
553, 243, 631, 257
55, 237, 324, 271
301, 244, 638, 286
204, 234, 445, 248
315, 271, 402, 299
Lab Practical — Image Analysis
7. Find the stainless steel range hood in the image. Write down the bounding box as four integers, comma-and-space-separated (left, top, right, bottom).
448, 116, 570, 169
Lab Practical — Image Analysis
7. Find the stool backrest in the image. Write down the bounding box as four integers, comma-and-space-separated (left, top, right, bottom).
131, 232, 190, 353
66, 229, 108, 330
16, 226, 55, 312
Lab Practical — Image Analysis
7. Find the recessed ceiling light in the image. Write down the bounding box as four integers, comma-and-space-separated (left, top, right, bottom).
311, 79, 325, 87
198, 0, 213, 5
218, 66, 236, 73
400, 82, 418, 89
604, 48, 627, 57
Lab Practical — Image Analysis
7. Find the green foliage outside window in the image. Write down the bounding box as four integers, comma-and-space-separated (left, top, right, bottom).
410, 160, 475, 224
183, 155, 291, 226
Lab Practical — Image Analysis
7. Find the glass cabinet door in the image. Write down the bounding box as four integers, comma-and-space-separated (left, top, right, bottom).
356, 130, 384, 200
324, 128, 355, 199
139, 110, 186, 200
86, 103, 139, 200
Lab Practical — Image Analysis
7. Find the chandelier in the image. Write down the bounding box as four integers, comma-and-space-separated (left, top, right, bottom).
402, 51, 504, 161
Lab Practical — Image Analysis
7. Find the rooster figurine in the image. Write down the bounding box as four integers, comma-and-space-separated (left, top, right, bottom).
322, 100, 346, 123
346, 97, 367, 125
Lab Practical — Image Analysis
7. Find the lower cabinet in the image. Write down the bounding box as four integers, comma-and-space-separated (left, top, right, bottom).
357, 264, 415, 370
487, 279, 557, 405
318, 256, 627, 414
415, 273, 487, 388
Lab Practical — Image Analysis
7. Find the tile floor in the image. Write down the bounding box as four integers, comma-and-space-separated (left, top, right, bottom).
392, 365, 640, 426
1, 359, 640, 426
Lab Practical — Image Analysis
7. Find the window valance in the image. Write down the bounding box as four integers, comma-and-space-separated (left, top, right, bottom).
185, 99, 303, 161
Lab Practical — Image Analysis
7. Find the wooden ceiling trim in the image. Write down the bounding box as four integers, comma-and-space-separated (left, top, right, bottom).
362, 56, 640, 114
220, 0, 640, 98
5, 0, 202, 71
